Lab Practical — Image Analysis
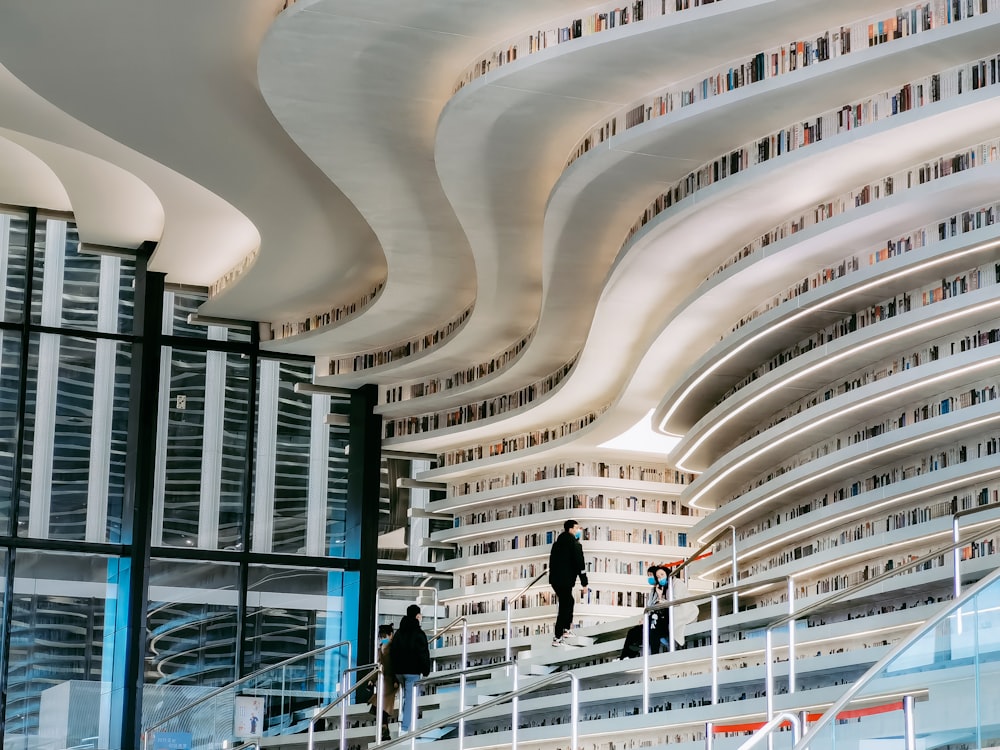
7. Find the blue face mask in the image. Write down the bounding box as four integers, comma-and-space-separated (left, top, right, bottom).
647, 576, 656, 585
380, 638, 389, 646
574, 530, 582, 539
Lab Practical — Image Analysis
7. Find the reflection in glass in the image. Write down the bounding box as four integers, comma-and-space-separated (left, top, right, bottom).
1, 211, 29, 322
20, 333, 131, 542
30, 220, 136, 334
4, 550, 116, 748
156, 348, 249, 550
146, 558, 240, 689
0, 330, 20, 535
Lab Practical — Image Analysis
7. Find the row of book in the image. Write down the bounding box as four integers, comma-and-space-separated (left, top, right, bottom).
452, 494, 693, 527
325, 306, 470, 375
728, 199, 1000, 341
777, 383, 999, 488
722, 260, 998, 405
269, 281, 384, 341
736, 476, 1000, 545
730, 429, 1000, 518
446, 461, 695, 497
568, 1, 997, 170
208, 247, 258, 299
383, 359, 574, 439
640, 117, 1000, 302
757, 332, 997, 440
440, 406, 609, 467
381, 329, 535, 405
459, 524, 687, 555
452, 0, 714, 94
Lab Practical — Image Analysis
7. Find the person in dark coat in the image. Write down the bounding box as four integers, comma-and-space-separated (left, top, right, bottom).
548, 519, 589, 645
388, 604, 430, 734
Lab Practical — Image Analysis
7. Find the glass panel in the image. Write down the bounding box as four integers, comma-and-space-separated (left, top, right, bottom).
327, 402, 350, 557
0, 330, 20, 536
805, 572, 1000, 750
30, 218, 136, 334
157, 348, 250, 550
252, 360, 313, 554
1, 211, 29, 323
143, 633, 354, 748
163, 287, 251, 342
20, 333, 131, 542
4, 549, 116, 750
145, 559, 240, 689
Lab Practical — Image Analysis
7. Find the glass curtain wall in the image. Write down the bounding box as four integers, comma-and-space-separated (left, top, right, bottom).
0, 209, 368, 750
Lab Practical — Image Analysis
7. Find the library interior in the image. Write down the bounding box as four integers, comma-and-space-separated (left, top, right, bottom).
0, 1, 999, 749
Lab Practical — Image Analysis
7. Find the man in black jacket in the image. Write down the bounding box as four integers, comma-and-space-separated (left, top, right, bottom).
548, 519, 589, 645
388, 604, 431, 734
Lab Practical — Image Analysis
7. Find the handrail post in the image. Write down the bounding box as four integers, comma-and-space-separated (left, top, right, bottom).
953, 514, 962, 600
570, 672, 579, 750
667, 576, 676, 652
511, 667, 519, 750
642, 610, 650, 713
376, 668, 386, 746
458, 620, 468, 750
340, 682, 348, 750
730, 526, 739, 613
710, 595, 719, 704
787, 576, 796, 695
504, 594, 513, 673
705, 722, 714, 750
903, 694, 916, 750
764, 628, 774, 723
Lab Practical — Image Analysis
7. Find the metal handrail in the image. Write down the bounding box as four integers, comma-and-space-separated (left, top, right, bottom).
142, 638, 351, 746
737, 711, 803, 750
763, 517, 1000, 723
428, 614, 469, 674
951, 501, 1000, 598
796, 564, 1000, 750
674, 525, 738, 602
414, 660, 515, 750
504, 568, 548, 666
307, 665, 381, 750
380, 663, 578, 750
639, 573, 792, 713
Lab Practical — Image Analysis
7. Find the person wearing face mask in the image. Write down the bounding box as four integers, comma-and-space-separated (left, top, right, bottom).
619, 564, 700, 658
368, 623, 398, 741
649, 564, 700, 652
548, 519, 589, 646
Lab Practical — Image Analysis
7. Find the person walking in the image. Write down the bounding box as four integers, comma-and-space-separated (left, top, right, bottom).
369, 623, 398, 741
388, 604, 430, 735
548, 519, 589, 646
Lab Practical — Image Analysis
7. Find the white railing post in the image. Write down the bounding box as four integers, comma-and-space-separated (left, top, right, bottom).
787, 576, 796, 695
458, 620, 468, 750
711, 595, 719, 704
764, 628, 774, 723
953, 515, 962, 600
730, 526, 739, 613
511, 667, 519, 750
903, 695, 916, 750
642, 610, 650, 713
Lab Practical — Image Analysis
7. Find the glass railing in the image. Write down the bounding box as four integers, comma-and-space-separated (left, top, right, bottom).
795, 564, 1000, 750
142, 640, 351, 750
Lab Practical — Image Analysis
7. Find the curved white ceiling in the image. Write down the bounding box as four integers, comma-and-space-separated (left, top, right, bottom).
4, 0, 1000, 467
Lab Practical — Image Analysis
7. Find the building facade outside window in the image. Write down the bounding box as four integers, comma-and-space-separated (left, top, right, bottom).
0, 208, 382, 749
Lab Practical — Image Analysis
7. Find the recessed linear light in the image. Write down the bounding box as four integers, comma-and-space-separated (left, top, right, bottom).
694, 411, 1000, 541
678, 294, 1000, 475
699, 467, 1000, 577
683, 351, 1000, 505
660, 236, 1000, 435
677, 301, 1000, 473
